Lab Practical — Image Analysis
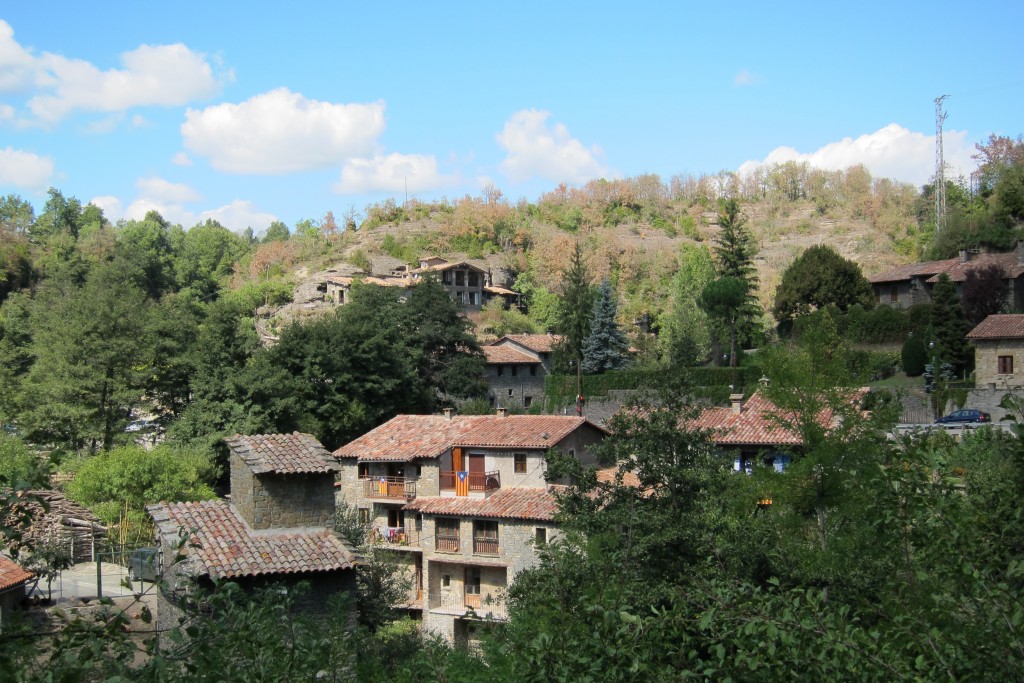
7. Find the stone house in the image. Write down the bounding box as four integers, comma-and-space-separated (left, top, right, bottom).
483, 334, 562, 411
333, 411, 605, 645
147, 433, 356, 632
967, 314, 1024, 388
0, 555, 33, 627
869, 244, 1024, 310
411, 259, 491, 311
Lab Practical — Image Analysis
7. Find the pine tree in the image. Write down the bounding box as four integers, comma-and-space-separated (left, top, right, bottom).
712, 199, 762, 348
553, 241, 595, 373
582, 281, 630, 374
930, 274, 971, 375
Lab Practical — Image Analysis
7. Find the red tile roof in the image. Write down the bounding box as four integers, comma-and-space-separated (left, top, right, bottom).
226, 433, 338, 474
483, 346, 538, 364
404, 487, 558, 521
0, 555, 33, 591
458, 415, 604, 449
334, 415, 481, 461
148, 501, 354, 580
334, 414, 605, 461
691, 390, 863, 447
595, 467, 642, 489
967, 314, 1024, 340
491, 334, 561, 353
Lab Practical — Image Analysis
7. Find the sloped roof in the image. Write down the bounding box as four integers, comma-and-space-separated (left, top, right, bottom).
326, 275, 412, 288
926, 251, 1024, 283
148, 501, 355, 580
490, 334, 562, 354
0, 555, 33, 591
868, 258, 959, 284
404, 487, 558, 521
414, 260, 487, 274
458, 415, 604, 449
334, 414, 604, 461
225, 433, 338, 475
691, 390, 864, 448
967, 314, 1024, 340
484, 285, 518, 296
483, 345, 538, 364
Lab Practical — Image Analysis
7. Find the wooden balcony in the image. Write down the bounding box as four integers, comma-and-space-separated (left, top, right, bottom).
362, 476, 417, 500
439, 470, 501, 493
371, 526, 420, 547
429, 591, 507, 619
435, 534, 460, 553
473, 537, 499, 555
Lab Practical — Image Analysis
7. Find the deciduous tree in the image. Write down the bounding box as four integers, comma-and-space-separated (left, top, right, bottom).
772, 245, 874, 325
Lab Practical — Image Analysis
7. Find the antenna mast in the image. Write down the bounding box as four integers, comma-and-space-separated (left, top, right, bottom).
934, 95, 948, 235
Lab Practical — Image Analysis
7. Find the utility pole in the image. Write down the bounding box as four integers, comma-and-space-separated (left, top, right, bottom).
934, 95, 948, 236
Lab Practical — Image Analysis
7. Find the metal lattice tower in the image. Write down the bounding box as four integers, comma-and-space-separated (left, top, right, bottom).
934, 95, 948, 235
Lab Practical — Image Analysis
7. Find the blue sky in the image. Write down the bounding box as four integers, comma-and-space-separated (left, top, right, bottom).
1, 2, 1022, 234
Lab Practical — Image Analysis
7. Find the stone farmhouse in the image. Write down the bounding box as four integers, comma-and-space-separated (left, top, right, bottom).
869, 244, 1024, 310
967, 314, 1024, 388
483, 334, 562, 410
333, 410, 606, 645
0, 555, 33, 626
147, 433, 357, 632
321, 256, 518, 313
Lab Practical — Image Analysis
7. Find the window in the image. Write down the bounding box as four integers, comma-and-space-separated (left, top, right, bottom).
514, 453, 527, 473
436, 518, 460, 552
890, 285, 898, 303
441, 574, 451, 588
464, 567, 481, 595
999, 355, 1014, 374
497, 365, 503, 377
530, 365, 537, 376
455, 271, 465, 287
468, 272, 479, 287
442, 272, 452, 285
507, 388, 514, 397
415, 514, 423, 532
511, 365, 517, 377
358, 508, 370, 525
535, 527, 547, 545
524, 395, 533, 408
473, 520, 499, 554
469, 291, 479, 305
358, 463, 369, 478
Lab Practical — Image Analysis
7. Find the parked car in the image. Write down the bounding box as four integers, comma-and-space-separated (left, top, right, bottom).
934, 409, 991, 427
128, 547, 159, 582
125, 419, 153, 433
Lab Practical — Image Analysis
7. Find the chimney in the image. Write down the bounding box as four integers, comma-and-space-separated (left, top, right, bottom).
730, 393, 744, 415
443, 407, 453, 420
959, 249, 969, 264
496, 407, 508, 418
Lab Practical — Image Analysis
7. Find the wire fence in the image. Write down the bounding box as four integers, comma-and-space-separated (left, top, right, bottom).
30, 544, 156, 603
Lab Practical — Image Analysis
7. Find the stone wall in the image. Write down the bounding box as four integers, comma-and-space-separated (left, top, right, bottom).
974, 339, 1024, 388
231, 452, 336, 530
486, 364, 546, 410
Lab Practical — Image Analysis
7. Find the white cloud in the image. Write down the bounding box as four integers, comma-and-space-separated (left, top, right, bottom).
734, 69, 755, 86
334, 153, 454, 194
737, 123, 977, 187
182, 88, 385, 174
496, 109, 611, 184
135, 176, 202, 204
123, 198, 195, 227
171, 151, 192, 166
88, 195, 123, 220
0, 104, 14, 121
31, 44, 224, 124
0, 146, 54, 190
0, 21, 225, 125
199, 199, 277, 232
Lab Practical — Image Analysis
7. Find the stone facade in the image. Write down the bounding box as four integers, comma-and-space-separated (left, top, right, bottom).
230, 451, 336, 530
486, 364, 546, 410
973, 338, 1024, 388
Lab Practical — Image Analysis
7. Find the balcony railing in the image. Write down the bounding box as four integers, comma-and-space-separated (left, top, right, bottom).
473, 537, 499, 555
439, 470, 501, 492
428, 591, 507, 619
361, 476, 417, 500
435, 534, 460, 553
371, 526, 420, 547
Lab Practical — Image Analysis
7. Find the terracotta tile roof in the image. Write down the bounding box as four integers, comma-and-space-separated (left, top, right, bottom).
0, 555, 33, 591
926, 252, 1024, 283
327, 275, 411, 288
491, 334, 562, 353
595, 467, 642, 489
334, 414, 605, 461
148, 501, 354, 580
690, 390, 864, 448
868, 258, 959, 283
457, 415, 605, 449
483, 346, 538, 364
414, 260, 486, 274
484, 285, 517, 296
334, 415, 482, 461
225, 433, 338, 475
967, 314, 1024, 340
404, 487, 558, 521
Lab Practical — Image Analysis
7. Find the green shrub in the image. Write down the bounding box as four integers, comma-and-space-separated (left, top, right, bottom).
901, 334, 928, 377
